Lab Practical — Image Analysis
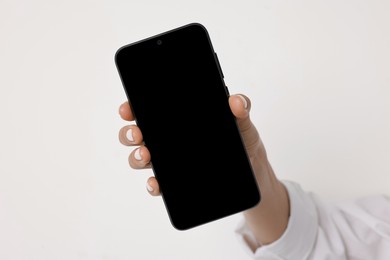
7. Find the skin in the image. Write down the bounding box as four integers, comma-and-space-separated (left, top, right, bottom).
118, 93, 290, 247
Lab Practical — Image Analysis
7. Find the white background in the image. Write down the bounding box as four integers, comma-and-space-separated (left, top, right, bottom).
1, 0, 389, 259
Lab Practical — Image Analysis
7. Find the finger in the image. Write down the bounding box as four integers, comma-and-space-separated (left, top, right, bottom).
229, 94, 261, 157
128, 145, 151, 169
119, 101, 135, 121
119, 125, 143, 146
229, 94, 252, 129
146, 176, 161, 196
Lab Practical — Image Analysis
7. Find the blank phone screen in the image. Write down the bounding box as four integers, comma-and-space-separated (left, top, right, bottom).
115, 23, 260, 230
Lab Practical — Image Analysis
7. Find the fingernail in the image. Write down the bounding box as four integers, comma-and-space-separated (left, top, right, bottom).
126, 128, 134, 142
134, 148, 142, 161
237, 95, 248, 109
146, 182, 154, 192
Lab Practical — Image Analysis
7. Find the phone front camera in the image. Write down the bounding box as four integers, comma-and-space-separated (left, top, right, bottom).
157, 40, 162, 45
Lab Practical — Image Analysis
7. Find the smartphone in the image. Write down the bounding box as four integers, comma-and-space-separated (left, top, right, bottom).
115, 23, 261, 230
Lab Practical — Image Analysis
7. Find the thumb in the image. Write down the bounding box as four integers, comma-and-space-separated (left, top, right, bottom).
229, 94, 251, 129
229, 94, 261, 158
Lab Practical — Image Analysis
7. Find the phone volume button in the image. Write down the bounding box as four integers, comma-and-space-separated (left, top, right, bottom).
224, 86, 230, 96
214, 52, 224, 78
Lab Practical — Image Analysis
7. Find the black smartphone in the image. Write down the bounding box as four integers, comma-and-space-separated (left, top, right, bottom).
115, 23, 261, 230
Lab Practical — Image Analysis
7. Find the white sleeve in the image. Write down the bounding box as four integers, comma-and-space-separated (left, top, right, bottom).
235, 180, 390, 260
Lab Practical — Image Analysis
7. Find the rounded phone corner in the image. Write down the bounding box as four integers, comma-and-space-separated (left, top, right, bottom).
250, 189, 262, 210
255, 190, 262, 207
169, 219, 191, 232
114, 45, 126, 65
187, 22, 206, 30
184, 22, 209, 35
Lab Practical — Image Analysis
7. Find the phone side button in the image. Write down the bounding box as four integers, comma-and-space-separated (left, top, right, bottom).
225, 86, 230, 96
214, 52, 224, 78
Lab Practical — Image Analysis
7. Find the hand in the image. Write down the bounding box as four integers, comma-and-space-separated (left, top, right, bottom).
118, 93, 289, 246
118, 94, 263, 194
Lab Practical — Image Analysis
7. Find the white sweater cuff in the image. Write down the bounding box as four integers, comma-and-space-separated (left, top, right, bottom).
235, 180, 318, 260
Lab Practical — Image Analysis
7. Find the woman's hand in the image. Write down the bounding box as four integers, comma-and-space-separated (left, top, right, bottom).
118, 93, 289, 246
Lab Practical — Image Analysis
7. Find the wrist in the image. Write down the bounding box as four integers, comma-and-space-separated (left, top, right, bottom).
244, 153, 290, 245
